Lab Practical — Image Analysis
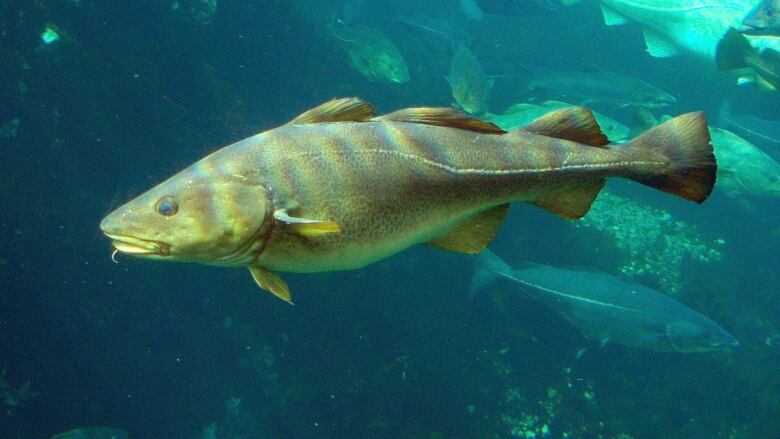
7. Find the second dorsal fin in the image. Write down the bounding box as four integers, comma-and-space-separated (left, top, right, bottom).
287, 97, 376, 125
522, 107, 610, 148
373, 108, 506, 134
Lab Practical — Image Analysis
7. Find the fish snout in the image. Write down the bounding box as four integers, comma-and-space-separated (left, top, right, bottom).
714, 332, 741, 350
739, 22, 761, 33
100, 213, 169, 257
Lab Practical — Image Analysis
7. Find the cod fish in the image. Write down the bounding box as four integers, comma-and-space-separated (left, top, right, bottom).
51, 427, 129, 439
397, 15, 471, 51
462, 0, 558, 18
710, 126, 780, 198
525, 67, 676, 109
741, 0, 780, 36
327, 19, 410, 84
447, 45, 493, 115
564, 0, 780, 62
101, 98, 716, 303
720, 101, 780, 148
472, 250, 739, 353
717, 28, 780, 92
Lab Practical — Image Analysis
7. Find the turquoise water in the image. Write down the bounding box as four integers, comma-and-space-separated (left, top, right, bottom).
1, 1, 779, 437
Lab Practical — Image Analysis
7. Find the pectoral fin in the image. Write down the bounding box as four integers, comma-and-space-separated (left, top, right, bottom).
643, 29, 680, 58
600, 5, 627, 26
428, 204, 509, 254
274, 210, 342, 237
249, 266, 293, 304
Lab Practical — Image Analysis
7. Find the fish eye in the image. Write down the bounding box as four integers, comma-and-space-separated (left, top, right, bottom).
766, 6, 774, 17
155, 196, 179, 216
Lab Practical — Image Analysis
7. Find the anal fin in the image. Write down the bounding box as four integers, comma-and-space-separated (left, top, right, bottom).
531, 180, 605, 220
249, 266, 294, 304
428, 204, 510, 254
522, 107, 609, 147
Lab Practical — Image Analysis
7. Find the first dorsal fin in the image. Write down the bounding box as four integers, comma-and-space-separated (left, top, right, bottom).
287, 97, 375, 125
522, 107, 610, 148
373, 108, 506, 134
428, 204, 510, 254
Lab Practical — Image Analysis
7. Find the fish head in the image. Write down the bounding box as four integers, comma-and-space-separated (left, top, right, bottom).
666, 320, 740, 353
100, 164, 272, 266
722, 156, 780, 196
374, 52, 410, 84
452, 94, 485, 116
639, 91, 677, 108
747, 166, 780, 196
741, 0, 780, 35
450, 84, 489, 116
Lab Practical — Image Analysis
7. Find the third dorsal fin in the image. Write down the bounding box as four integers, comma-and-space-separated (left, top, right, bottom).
522, 107, 610, 148
287, 97, 376, 125
373, 108, 506, 134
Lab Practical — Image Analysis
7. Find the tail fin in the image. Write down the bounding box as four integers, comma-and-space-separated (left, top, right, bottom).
470, 249, 513, 297
627, 112, 716, 203
717, 28, 753, 71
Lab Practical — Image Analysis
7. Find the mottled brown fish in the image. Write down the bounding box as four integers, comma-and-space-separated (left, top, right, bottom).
100, 98, 716, 303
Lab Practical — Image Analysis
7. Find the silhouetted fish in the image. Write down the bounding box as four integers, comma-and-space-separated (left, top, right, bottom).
717, 28, 780, 92
470, 0, 557, 17
741, 0, 780, 36
720, 102, 780, 148
472, 250, 739, 353
525, 66, 676, 108
51, 427, 129, 439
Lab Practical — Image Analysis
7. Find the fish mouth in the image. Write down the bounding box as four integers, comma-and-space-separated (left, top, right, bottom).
739, 22, 769, 35
104, 233, 170, 256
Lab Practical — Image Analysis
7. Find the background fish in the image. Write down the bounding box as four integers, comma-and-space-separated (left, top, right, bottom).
475, 0, 558, 16
396, 15, 471, 50
564, 0, 780, 76
720, 101, 780, 148
459, 0, 486, 20
447, 45, 494, 115
710, 127, 780, 198
100, 98, 715, 302
717, 28, 780, 92
741, 0, 780, 36
472, 250, 739, 353
50, 427, 129, 439
485, 100, 632, 141
524, 67, 676, 108
327, 19, 410, 84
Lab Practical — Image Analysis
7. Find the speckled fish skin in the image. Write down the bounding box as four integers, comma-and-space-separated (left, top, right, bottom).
250, 121, 609, 272
100, 99, 715, 299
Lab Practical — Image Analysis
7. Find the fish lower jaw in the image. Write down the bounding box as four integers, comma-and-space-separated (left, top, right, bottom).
105, 233, 168, 256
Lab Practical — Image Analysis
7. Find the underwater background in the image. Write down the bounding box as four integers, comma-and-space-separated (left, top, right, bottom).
2, 0, 780, 437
